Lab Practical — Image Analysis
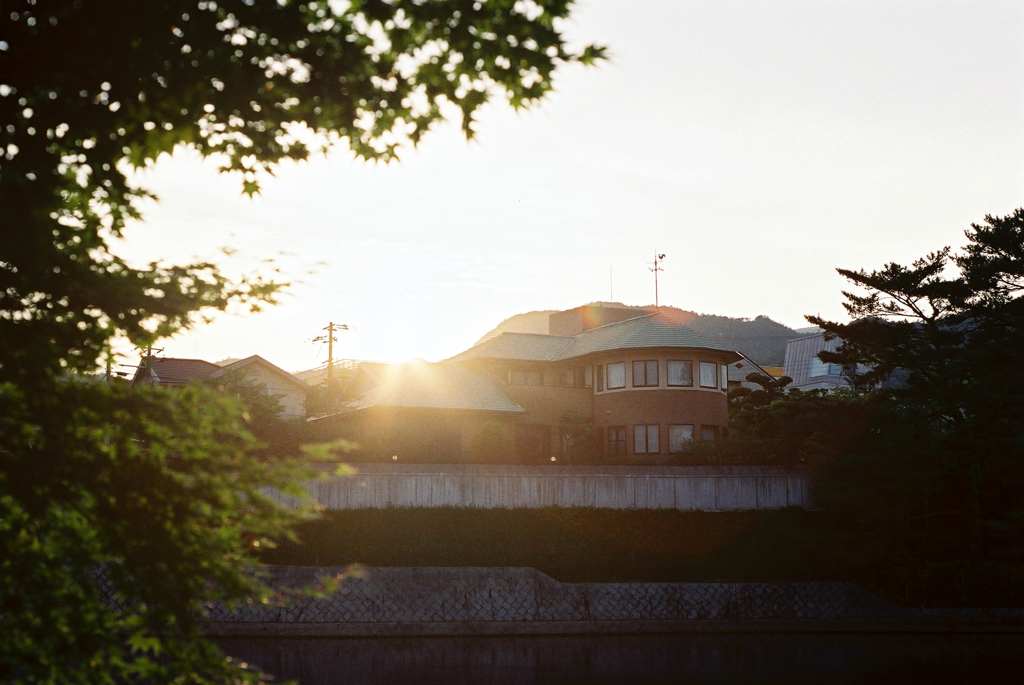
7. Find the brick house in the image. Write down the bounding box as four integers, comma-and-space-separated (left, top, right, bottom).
308, 305, 741, 463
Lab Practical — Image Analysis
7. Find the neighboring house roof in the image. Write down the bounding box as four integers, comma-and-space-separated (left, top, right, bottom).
447, 332, 575, 363
133, 355, 307, 394
214, 354, 309, 393
727, 354, 778, 383
135, 357, 223, 386
345, 361, 525, 414
553, 313, 741, 361
448, 313, 739, 364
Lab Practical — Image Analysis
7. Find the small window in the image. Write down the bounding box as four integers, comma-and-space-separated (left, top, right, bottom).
607, 362, 626, 390
669, 424, 694, 453
634, 424, 660, 454
721, 364, 729, 391
667, 360, 693, 387
607, 426, 626, 455
701, 425, 718, 441
699, 361, 718, 388
563, 369, 575, 387
632, 360, 659, 387
596, 364, 604, 392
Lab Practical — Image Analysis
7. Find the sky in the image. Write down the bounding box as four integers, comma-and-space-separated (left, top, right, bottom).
111, 0, 1024, 374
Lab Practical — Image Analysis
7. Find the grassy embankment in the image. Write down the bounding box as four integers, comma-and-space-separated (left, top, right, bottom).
259, 508, 1023, 607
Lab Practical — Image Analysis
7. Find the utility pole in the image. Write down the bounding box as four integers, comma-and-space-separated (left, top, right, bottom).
134, 344, 164, 381
649, 252, 666, 309
313, 321, 349, 385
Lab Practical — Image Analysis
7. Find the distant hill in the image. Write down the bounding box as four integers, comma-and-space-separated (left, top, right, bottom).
475, 303, 799, 366
475, 310, 558, 345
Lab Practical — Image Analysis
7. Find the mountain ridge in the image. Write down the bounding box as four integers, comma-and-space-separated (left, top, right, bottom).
475, 303, 800, 366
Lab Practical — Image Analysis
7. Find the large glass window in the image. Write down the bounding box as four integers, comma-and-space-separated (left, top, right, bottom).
669, 424, 694, 453
632, 360, 659, 387
667, 360, 693, 386
699, 361, 717, 388
607, 362, 626, 389
607, 426, 626, 455
634, 424, 660, 454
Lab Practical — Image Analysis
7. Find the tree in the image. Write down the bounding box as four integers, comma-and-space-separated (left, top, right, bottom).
807, 210, 1024, 593
0, 2, 602, 682
557, 408, 600, 463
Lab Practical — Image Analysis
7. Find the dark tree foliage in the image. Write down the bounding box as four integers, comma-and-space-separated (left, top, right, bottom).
728, 371, 793, 409
805, 210, 1024, 596
0, 1, 601, 682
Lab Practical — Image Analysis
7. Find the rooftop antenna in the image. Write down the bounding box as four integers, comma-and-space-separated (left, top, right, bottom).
313, 321, 349, 386
649, 252, 666, 309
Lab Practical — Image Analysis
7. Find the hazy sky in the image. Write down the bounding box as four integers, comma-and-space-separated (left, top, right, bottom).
113, 0, 1024, 373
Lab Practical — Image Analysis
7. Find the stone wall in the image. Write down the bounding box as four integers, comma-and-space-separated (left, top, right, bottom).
203, 567, 1024, 636
273, 464, 810, 511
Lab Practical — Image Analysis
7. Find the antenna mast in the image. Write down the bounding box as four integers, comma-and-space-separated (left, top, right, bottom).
649, 252, 666, 309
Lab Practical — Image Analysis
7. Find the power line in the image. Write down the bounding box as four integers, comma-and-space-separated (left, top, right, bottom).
312, 321, 349, 385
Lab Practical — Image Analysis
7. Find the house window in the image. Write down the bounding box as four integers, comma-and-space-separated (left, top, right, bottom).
667, 360, 693, 387
669, 424, 694, 453
721, 364, 729, 391
596, 364, 604, 392
524, 369, 543, 386
632, 360, 659, 387
607, 362, 626, 389
562, 367, 585, 387
607, 426, 626, 455
699, 361, 717, 388
634, 424, 660, 454
701, 425, 718, 441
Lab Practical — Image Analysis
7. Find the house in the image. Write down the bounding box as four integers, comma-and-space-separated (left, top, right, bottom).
783, 331, 849, 391
131, 354, 308, 419
309, 306, 742, 462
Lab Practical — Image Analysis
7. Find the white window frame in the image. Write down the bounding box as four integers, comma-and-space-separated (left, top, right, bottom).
607, 362, 626, 390
699, 361, 717, 389
667, 360, 693, 387
634, 424, 660, 454
669, 424, 694, 453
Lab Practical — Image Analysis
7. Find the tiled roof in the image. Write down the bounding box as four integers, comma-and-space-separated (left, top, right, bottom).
352, 361, 525, 413
213, 354, 308, 391
553, 312, 740, 361
446, 332, 574, 363
143, 357, 222, 385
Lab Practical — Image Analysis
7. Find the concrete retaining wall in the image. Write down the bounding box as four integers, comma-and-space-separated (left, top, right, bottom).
204, 567, 1024, 636
275, 464, 810, 511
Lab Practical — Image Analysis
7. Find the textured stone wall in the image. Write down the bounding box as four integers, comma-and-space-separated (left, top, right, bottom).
200, 567, 1024, 636
209, 567, 894, 624
272, 464, 810, 511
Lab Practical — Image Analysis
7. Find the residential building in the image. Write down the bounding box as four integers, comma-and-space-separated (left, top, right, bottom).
783, 332, 849, 391
309, 307, 742, 462
131, 354, 308, 419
